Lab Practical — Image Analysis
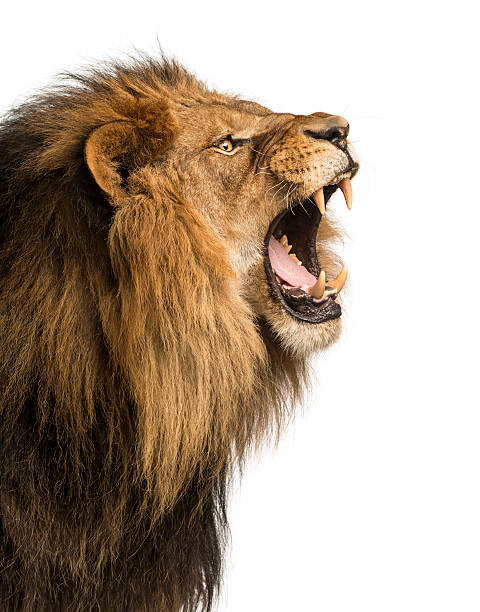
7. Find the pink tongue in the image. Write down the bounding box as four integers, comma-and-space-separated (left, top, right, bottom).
268, 236, 317, 288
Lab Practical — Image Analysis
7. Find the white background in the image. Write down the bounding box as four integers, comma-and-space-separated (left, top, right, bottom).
1, 1, 479, 610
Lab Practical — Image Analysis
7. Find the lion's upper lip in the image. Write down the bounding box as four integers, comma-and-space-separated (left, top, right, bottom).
263, 173, 353, 324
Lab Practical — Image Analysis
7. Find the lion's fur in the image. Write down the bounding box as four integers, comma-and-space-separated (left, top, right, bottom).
0, 57, 316, 611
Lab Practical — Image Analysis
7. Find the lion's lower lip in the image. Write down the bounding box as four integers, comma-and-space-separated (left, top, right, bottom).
263, 185, 344, 324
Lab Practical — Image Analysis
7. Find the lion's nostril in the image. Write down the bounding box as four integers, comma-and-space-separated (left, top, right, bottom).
301, 115, 349, 150
330, 134, 347, 150
304, 127, 345, 145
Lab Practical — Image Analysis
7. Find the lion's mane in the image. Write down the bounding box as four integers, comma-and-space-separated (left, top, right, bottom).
0, 58, 307, 611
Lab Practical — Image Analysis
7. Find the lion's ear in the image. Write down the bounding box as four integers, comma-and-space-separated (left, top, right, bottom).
84, 110, 175, 198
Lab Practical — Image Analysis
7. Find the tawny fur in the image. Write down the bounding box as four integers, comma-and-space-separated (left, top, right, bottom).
0, 55, 353, 611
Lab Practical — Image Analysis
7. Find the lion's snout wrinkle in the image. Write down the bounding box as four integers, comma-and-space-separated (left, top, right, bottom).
302, 113, 349, 139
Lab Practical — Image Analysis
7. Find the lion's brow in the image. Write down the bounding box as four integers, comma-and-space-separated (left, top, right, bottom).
204, 100, 273, 118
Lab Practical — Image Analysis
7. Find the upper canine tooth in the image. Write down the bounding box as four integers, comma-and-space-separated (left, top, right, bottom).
308, 270, 325, 299
327, 266, 348, 293
313, 188, 326, 215
338, 177, 352, 210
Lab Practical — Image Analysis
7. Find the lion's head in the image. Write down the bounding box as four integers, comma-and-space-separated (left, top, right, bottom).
81, 60, 358, 356
143, 95, 357, 358
0, 56, 357, 611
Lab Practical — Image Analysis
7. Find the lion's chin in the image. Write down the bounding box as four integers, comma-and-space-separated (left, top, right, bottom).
261, 301, 342, 358
244, 271, 342, 359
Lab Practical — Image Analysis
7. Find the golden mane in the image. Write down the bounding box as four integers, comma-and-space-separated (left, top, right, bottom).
0, 56, 309, 611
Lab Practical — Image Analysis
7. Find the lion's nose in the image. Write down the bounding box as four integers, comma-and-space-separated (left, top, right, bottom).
302, 114, 350, 150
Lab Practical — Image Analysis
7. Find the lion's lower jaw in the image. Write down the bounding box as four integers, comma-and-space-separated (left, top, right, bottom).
267, 313, 342, 358
246, 289, 342, 358
243, 266, 343, 359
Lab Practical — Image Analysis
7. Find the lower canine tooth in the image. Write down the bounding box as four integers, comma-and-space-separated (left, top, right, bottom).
338, 178, 352, 210
308, 270, 326, 299
327, 266, 348, 293
280, 234, 292, 253
313, 188, 326, 215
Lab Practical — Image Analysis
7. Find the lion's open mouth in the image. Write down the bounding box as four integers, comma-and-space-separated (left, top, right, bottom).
264, 176, 352, 324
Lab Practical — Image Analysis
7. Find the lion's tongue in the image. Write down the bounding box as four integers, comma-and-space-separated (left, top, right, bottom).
268, 236, 317, 288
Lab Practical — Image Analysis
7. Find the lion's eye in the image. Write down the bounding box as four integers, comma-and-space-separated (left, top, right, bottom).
214, 136, 236, 154
220, 139, 233, 152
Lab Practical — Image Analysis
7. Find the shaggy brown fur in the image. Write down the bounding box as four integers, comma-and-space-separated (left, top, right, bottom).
0, 55, 355, 611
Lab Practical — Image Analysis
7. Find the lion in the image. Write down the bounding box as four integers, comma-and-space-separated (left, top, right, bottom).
0, 55, 358, 611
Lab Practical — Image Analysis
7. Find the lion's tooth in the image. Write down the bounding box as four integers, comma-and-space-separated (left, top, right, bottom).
280, 234, 292, 253
338, 177, 352, 210
324, 288, 338, 297
327, 266, 348, 293
289, 253, 302, 265
308, 270, 325, 299
313, 188, 326, 215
